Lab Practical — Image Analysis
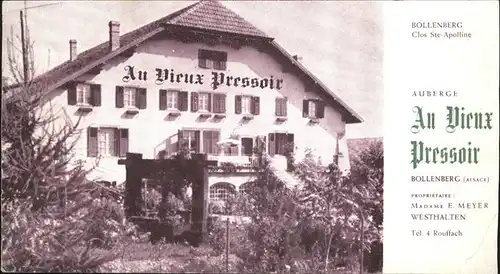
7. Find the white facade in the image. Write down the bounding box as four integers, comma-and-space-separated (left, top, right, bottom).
40, 37, 351, 194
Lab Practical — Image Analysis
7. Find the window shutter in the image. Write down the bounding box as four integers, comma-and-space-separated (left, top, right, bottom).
235, 95, 242, 114
159, 89, 167, 110
87, 127, 98, 157
213, 131, 220, 155
115, 86, 124, 108
282, 97, 288, 116
198, 59, 207, 69
302, 99, 309, 117
67, 83, 77, 105
90, 84, 101, 106
275, 98, 280, 116
251, 96, 260, 115
194, 130, 201, 153
207, 94, 212, 112
179, 91, 189, 111
191, 92, 199, 112
287, 133, 294, 152
177, 129, 182, 153
213, 93, 226, 113
203, 131, 212, 154
268, 133, 276, 156
316, 100, 325, 118
119, 128, 129, 157
135, 88, 147, 109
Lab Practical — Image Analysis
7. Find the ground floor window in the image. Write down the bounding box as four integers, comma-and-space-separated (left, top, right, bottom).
209, 182, 236, 202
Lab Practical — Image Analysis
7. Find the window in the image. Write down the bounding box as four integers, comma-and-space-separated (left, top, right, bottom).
167, 90, 178, 110
209, 182, 236, 202
302, 99, 325, 119
275, 97, 288, 117
198, 93, 210, 112
123, 87, 136, 107
241, 96, 251, 115
191, 92, 226, 113
160, 90, 188, 111
198, 49, 228, 70
235, 95, 260, 115
68, 83, 101, 106
87, 127, 129, 157
239, 181, 256, 194
308, 100, 316, 118
178, 129, 220, 155
77, 84, 91, 105
98, 128, 116, 156
241, 137, 254, 156
116, 86, 146, 109
268, 133, 294, 156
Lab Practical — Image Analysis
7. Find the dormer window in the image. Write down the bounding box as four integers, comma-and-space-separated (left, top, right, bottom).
198, 49, 227, 70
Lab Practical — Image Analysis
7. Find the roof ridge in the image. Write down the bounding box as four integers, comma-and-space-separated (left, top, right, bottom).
168, 1, 206, 25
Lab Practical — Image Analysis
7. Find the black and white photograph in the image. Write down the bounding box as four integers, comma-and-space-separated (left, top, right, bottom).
1, 1, 383, 273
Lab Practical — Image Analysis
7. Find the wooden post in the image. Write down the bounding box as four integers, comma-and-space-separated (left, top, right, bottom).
124, 153, 143, 217
190, 153, 209, 244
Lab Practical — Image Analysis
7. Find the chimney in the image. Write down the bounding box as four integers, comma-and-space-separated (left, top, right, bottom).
108, 21, 120, 51
69, 39, 77, 61
293, 55, 302, 63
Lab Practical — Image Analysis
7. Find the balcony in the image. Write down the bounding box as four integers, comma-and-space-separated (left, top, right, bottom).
207, 154, 262, 173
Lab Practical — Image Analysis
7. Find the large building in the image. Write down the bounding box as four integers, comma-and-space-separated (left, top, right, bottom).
7, 0, 362, 202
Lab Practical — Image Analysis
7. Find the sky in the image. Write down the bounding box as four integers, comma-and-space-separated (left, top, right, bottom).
2, 0, 383, 139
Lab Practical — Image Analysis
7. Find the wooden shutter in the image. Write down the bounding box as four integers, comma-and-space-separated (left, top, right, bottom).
203, 130, 211, 154
159, 89, 167, 110
194, 130, 201, 153
191, 92, 199, 112
251, 96, 260, 115
198, 59, 207, 69
90, 84, 101, 106
235, 95, 242, 114
275, 98, 281, 116
287, 133, 294, 152
302, 99, 309, 117
177, 129, 182, 153
282, 97, 288, 116
213, 131, 220, 155
137, 88, 147, 109
316, 100, 325, 118
220, 94, 226, 113
87, 127, 98, 157
119, 128, 129, 157
67, 83, 77, 105
115, 86, 124, 108
179, 91, 188, 111
207, 94, 212, 112
241, 138, 253, 156
268, 133, 276, 156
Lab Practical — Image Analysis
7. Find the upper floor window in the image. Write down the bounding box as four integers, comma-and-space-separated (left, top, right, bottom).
235, 95, 260, 115
87, 127, 128, 157
268, 132, 294, 156
123, 87, 136, 107
191, 92, 226, 113
275, 97, 288, 117
167, 90, 178, 109
159, 89, 189, 111
302, 99, 325, 119
67, 82, 101, 106
198, 49, 227, 70
116, 86, 147, 109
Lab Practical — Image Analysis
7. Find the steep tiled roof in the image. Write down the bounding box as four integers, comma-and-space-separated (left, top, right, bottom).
168, 0, 268, 38
4, 0, 363, 124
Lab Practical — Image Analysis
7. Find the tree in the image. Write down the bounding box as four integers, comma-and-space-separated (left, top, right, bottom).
1, 20, 127, 272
